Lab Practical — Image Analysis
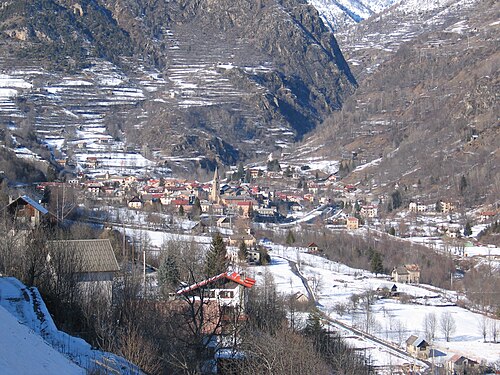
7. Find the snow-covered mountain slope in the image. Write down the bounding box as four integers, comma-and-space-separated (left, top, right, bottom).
307, 0, 398, 31
0, 277, 143, 375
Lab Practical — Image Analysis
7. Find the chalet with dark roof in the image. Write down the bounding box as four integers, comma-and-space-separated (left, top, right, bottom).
406, 335, 430, 359
47, 239, 120, 302
6, 195, 49, 227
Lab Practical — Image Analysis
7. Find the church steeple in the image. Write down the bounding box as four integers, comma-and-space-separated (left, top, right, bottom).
210, 166, 220, 203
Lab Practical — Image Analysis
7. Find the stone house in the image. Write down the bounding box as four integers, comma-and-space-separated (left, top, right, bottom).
409, 202, 427, 213
392, 264, 420, 284
392, 267, 409, 283
360, 205, 378, 218
228, 234, 256, 248
346, 216, 359, 230
128, 196, 143, 209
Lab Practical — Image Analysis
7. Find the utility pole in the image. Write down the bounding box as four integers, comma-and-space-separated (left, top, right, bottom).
143, 247, 146, 295
122, 222, 126, 261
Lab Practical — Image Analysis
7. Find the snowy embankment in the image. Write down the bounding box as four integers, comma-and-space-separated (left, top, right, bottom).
0, 277, 143, 375
0, 304, 84, 375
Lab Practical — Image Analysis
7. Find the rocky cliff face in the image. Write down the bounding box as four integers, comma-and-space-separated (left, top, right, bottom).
0, 0, 356, 168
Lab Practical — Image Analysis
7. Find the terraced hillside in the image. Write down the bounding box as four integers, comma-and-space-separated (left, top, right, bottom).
0, 0, 356, 174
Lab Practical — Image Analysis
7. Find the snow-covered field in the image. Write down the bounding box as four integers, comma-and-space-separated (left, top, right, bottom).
248, 243, 500, 368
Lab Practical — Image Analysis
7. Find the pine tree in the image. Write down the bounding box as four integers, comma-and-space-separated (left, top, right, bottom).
204, 232, 228, 277
178, 205, 184, 216
464, 221, 472, 237
258, 246, 271, 265
158, 254, 180, 290
303, 311, 324, 338
435, 200, 442, 212
303, 311, 329, 351
459, 175, 467, 194
370, 251, 384, 276
191, 197, 202, 219
244, 169, 252, 183
391, 190, 402, 209
285, 230, 295, 245
236, 162, 245, 181
354, 201, 361, 212
238, 240, 248, 261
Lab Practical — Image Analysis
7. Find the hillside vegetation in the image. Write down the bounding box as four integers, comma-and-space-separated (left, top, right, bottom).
306, 0, 499, 207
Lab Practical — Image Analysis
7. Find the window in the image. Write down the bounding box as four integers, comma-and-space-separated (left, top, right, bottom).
219, 290, 234, 299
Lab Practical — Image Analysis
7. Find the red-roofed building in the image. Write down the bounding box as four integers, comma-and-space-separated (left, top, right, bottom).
480, 211, 497, 222
177, 271, 256, 309
171, 199, 189, 208
236, 200, 254, 218
344, 184, 356, 193
308, 242, 320, 254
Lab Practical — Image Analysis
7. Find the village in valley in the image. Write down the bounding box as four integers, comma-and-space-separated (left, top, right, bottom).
2, 141, 499, 374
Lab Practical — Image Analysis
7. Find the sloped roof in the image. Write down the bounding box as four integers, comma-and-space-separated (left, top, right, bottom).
406, 335, 428, 348
406, 335, 418, 345
393, 266, 409, 275
177, 271, 256, 295
229, 234, 255, 241
11, 195, 49, 215
405, 264, 420, 272
47, 239, 120, 273
449, 354, 478, 365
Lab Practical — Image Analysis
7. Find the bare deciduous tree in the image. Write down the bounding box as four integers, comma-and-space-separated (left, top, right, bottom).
490, 320, 498, 343
423, 312, 437, 342
478, 315, 488, 342
115, 324, 162, 375
440, 311, 456, 342
239, 328, 331, 375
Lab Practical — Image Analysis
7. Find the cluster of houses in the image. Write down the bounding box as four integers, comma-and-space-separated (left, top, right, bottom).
405, 335, 484, 374
3, 194, 120, 303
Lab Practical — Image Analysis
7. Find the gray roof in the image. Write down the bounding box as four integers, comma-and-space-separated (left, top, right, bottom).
47, 239, 120, 273
393, 266, 409, 275
18, 195, 49, 215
